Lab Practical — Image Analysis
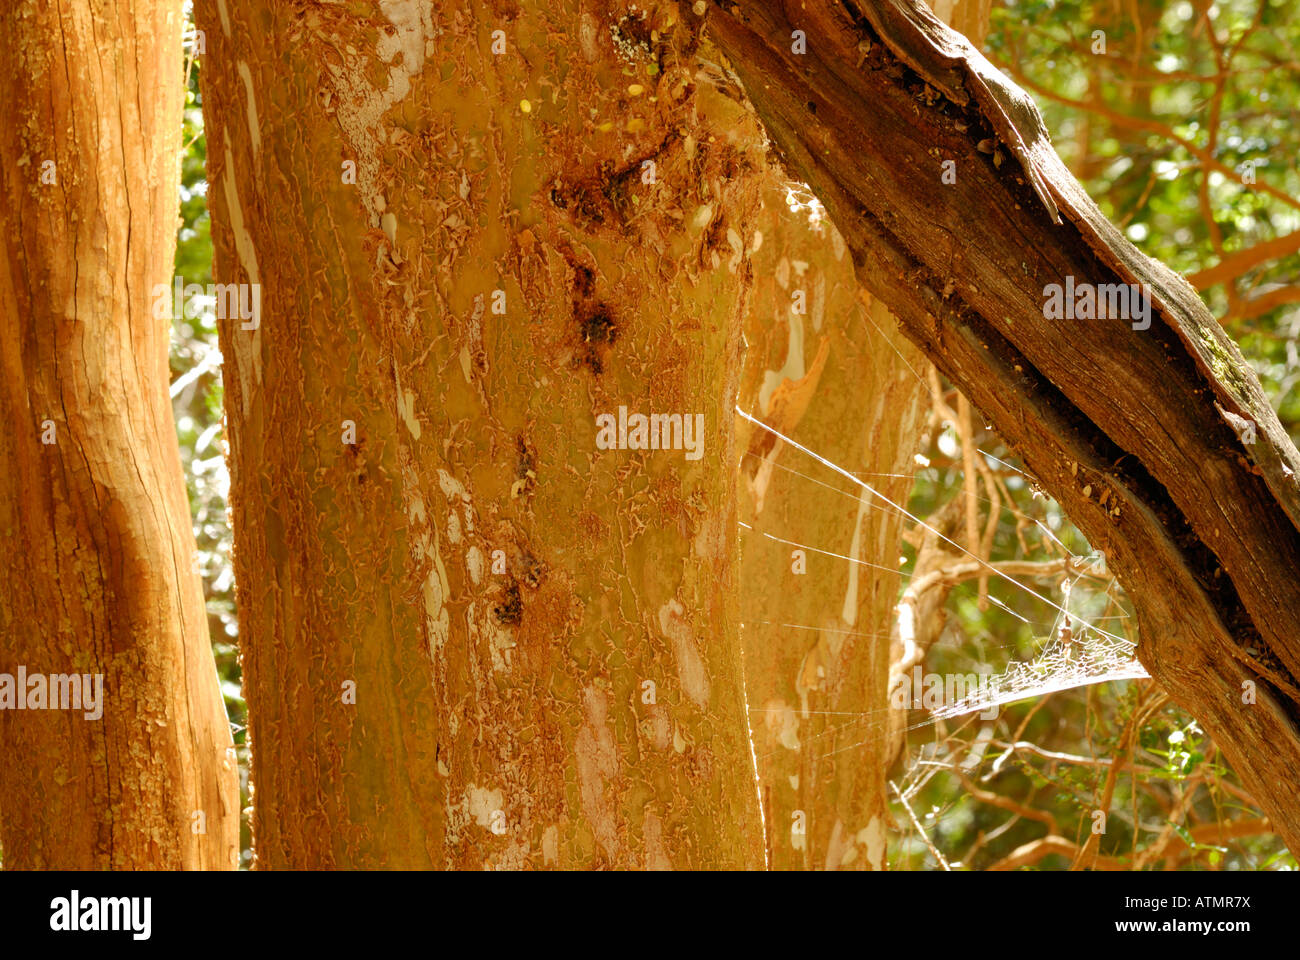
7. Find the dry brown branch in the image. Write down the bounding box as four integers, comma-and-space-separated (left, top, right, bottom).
1187, 231, 1300, 291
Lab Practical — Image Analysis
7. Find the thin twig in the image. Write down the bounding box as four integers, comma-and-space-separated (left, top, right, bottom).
891, 780, 952, 871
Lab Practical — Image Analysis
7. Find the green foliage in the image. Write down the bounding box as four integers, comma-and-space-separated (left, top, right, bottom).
990, 0, 1300, 437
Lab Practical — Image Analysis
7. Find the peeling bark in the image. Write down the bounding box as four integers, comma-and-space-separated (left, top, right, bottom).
708, 0, 1300, 851
0, 0, 239, 869
198, 0, 766, 868
738, 161, 924, 871
738, 0, 983, 871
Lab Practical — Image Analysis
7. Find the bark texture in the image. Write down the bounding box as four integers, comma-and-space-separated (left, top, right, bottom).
739, 244, 924, 868
0, 1, 239, 869
198, 0, 767, 868
738, 0, 984, 870
708, 0, 1300, 851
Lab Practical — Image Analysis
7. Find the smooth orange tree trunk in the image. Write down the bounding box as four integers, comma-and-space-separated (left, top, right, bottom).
0, 0, 239, 869
198, 0, 768, 868
738, 203, 926, 869
738, 0, 986, 871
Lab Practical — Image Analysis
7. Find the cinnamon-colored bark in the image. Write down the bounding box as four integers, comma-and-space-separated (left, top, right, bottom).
0, 0, 238, 869
197, 0, 768, 868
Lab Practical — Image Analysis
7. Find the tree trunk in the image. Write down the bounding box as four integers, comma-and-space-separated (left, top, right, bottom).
198, 0, 767, 868
739, 244, 925, 867
0, 1, 238, 869
708, 0, 1300, 852
738, 0, 985, 871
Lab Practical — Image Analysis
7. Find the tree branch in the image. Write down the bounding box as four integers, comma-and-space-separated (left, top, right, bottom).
1187, 231, 1300, 292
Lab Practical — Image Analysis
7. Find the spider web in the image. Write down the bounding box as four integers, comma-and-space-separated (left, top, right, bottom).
738, 405, 1147, 733
924, 612, 1148, 724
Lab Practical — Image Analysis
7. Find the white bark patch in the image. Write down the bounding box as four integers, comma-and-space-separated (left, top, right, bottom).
398, 455, 449, 662
642, 809, 672, 871
759, 311, 805, 416
394, 367, 421, 439
437, 469, 476, 548
220, 144, 263, 412
762, 699, 801, 751
726, 227, 744, 273
421, 545, 450, 655
323, 1, 434, 223
236, 62, 261, 158
824, 818, 848, 871
378, 0, 430, 71
466, 545, 484, 586
747, 438, 783, 516
465, 783, 503, 828
220, 147, 260, 284
831, 224, 847, 262
646, 704, 671, 751
398, 391, 420, 439
658, 599, 711, 710
859, 818, 887, 871
216, 0, 232, 36
438, 469, 467, 503
486, 614, 515, 673
840, 490, 871, 627
574, 686, 619, 860
541, 825, 559, 865
461, 582, 511, 675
